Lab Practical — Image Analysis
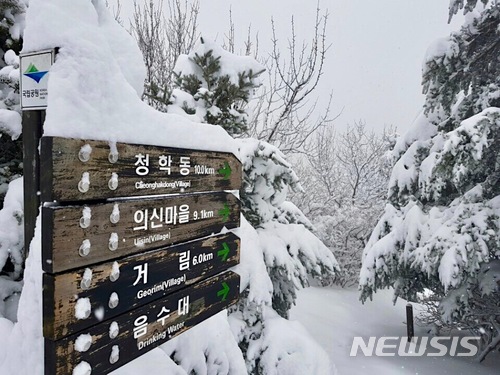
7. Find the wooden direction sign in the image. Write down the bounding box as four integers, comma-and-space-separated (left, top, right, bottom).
42, 191, 240, 273
40, 136, 242, 202
43, 232, 240, 341
44, 271, 240, 375
38, 134, 243, 374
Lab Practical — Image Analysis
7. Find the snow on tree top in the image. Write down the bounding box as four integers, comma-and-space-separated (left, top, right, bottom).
422, 36, 458, 68
174, 38, 265, 89
21, 0, 238, 155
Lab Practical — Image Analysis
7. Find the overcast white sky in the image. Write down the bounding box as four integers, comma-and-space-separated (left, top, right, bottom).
115, 0, 464, 134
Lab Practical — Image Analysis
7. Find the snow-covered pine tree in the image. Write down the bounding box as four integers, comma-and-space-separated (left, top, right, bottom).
360, 0, 500, 361
292, 123, 394, 288
168, 39, 338, 373
0, 0, 25, 289
0, 0, 24, 208
168, 38, 264, 136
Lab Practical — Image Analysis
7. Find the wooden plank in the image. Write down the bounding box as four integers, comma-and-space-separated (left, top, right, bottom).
40, 136, 242, 202
44, 271, 240, 375
42, 192, 240, 273
43, 232, 240, 341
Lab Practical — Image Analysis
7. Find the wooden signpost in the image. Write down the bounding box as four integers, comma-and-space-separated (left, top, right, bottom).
45, 271, 240, 375
40, 136, 242, 202
43, 232, 240, 341
35, 134, 243, 374
42, 191, 240, 273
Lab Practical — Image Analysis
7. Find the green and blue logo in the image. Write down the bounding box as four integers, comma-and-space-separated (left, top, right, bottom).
23, 63, 48, 83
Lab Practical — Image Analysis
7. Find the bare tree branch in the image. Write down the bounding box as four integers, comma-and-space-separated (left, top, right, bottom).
131, 0, 199, 111
245, 2, 337, 155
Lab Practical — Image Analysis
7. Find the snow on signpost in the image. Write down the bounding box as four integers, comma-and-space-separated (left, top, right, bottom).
43, 232, 241, 341
42, 190, 241, 273
40, 137, 242, 202
39, 136, 242, 375
46, 272, 240, 375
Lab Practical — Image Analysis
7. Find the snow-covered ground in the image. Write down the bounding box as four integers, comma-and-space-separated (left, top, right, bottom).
290, 286, 500, 375
104, 285, 500, 374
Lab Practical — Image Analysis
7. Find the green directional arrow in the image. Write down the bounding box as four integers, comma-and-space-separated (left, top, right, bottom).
218, 161, 232, 180
218, 203, 230, 222
217, 242, 230, 262
217, 282, 230, 301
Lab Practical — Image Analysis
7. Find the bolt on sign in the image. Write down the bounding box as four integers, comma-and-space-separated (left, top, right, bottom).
40, 136, 242, 202
42, 191, 240, 273
43, 232, 240, 341
44, 271, 240, 375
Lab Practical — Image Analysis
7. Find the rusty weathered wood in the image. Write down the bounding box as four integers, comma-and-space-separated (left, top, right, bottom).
44, 271, 240, 375
42, 192, 240, 273
40, 136, 242, 202
43, 232, 240, 341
